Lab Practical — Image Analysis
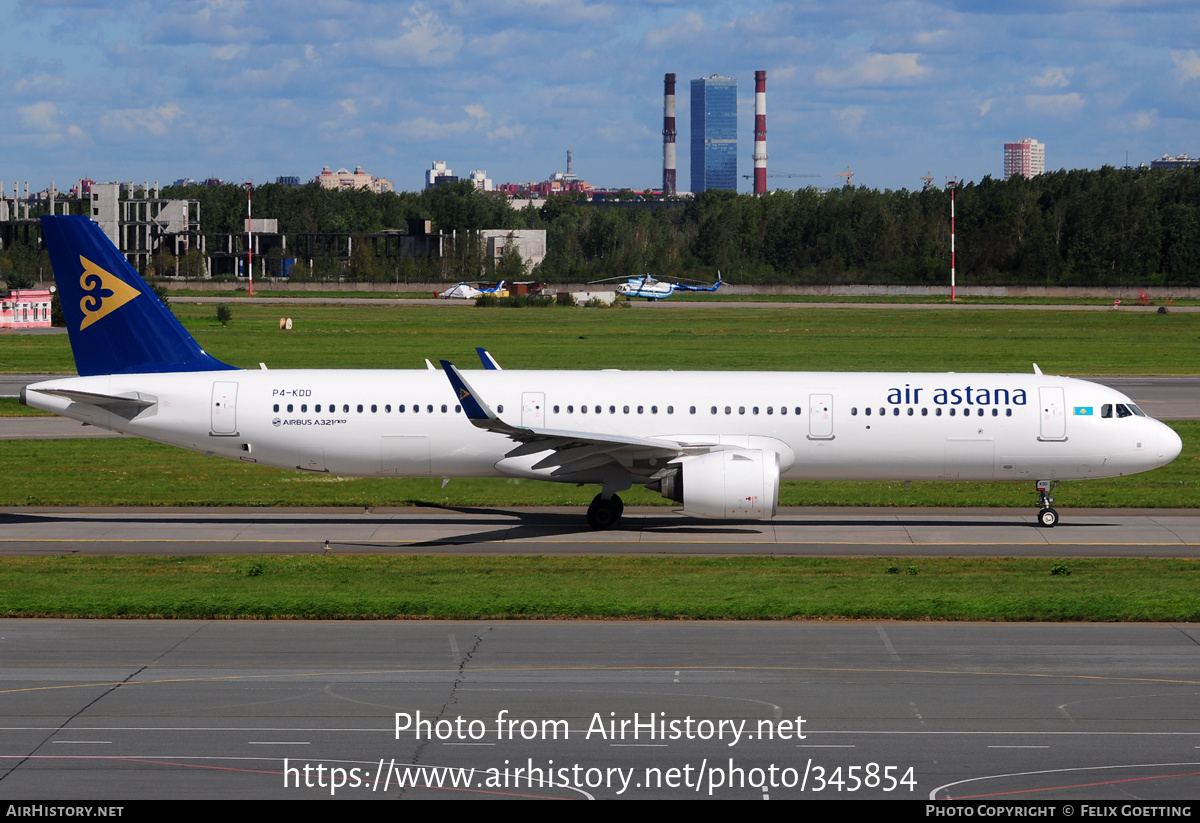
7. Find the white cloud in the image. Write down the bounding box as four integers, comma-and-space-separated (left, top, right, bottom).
99, 104, 185, 137
978, 98, 994, 116
212, 44, 247, 61
1172, 50, 1200, 82
1032, 67, 1073, 88
360, 5, 462, 67
1025, 92, 1085, 114
20, 101, 61, 132
833, 106, 867, 134
643, 11, 705, 49
815, 52, 929, 88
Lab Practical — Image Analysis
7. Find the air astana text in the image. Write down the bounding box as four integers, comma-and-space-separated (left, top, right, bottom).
887, 384, 1028, 407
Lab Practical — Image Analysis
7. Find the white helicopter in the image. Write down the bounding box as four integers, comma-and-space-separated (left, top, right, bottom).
588, 273, 723, 301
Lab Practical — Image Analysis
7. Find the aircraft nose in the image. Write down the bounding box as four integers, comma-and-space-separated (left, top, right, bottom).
1158, 423, 1183, 465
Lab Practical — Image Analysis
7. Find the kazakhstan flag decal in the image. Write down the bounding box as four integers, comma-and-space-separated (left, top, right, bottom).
1074, 406, 1093, 416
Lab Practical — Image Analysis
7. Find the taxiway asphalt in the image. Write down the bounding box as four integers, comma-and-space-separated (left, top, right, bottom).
1, 620, 1198, 799
3, 506, 1199, 558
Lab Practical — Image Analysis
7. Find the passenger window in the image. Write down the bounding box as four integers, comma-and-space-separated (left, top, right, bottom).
357, 404, 363, 413
273, 404, 279, 412
738, 406, 745, 415
767, 407, 773, 415
936, 408, 942, 416
385, 405, 391, 413
893, 408, 899, 416
413, 405, 419, 413
690, 406, 696, 415
581, 405, 587, 414
594, 405, 600, 414
711, 406, 717, 415
441, 405, 447, 413
949, 408, 956, 416
1006, 409, 1012, 417
667, 406, 674, 414
301, 404, 308, 412
287, 404, 293, 413
609, 406, 616, 414
638, 406, 644, 414
567, 405, 574, 413
781, 407, 787, 415
921, 408, 928, 416
907, 408, 914, 416
455, 405, 461, 413
991, 408, 997, 417
343, 404, 350, 413
624, 406, 630, 414
497, 405, 504, 413
851, 407, 858, 416
427, 405, 434, 413
371, 404, 377, 413
865, 407, 871, 416
752, 406, 759, 415
725, 406, 731, 415
652, 405, 658, 414
398, 405, 406, 413
553, 405, 560, 413
794, 407, 801, 415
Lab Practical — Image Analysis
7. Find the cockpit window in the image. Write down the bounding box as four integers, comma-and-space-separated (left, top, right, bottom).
1101, 404, 1112, 419
1129, 404, 1147, 417
1115, 403, 1132, 418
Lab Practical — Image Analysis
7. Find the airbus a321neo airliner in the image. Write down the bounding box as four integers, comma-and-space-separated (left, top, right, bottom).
23, 216, 1182, 530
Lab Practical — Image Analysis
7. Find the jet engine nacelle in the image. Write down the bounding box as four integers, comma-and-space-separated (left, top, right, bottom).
660, 449, 779, 520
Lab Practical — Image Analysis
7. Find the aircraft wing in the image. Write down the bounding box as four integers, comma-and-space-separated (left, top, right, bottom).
440, 361, 685, 475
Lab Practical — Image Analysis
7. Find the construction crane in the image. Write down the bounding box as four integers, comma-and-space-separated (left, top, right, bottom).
920, 173, 934, 190
837, 165, 854, 188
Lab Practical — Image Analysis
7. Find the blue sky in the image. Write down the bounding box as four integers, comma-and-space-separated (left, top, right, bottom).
3, 0, 1198, 195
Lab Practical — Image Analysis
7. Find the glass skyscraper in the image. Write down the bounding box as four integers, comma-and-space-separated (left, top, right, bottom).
691, 76, 738, 193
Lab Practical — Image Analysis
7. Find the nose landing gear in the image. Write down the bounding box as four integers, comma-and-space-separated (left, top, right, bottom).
1036, 480, 1059, 528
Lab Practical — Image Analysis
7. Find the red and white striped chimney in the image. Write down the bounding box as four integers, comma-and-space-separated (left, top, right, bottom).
753, 70, 767, 194
662, 73, 677, 196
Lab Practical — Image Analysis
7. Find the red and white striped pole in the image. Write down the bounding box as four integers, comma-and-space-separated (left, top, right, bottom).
948, 178, 956, 303
662, 74, 677, 196
245, 181, 254, 296
753, 70, 767, 195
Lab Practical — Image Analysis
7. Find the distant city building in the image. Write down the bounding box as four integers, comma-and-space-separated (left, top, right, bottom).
426, 160, 458, 189
276, 176, 301, 187
1149, 154, 1199, 171
315, 165, 393, 194
171, 178, 197, 187
496, 151, 592, 199
691, 75, 738, 193
1004, 138, 1045, 180
467, 170, 494, 192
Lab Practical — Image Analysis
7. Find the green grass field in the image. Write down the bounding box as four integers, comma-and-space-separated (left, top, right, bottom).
0, 556, 1196, 621
3, 303, 1198, 374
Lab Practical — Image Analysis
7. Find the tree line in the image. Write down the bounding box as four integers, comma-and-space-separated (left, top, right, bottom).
3, 166, 1197, 289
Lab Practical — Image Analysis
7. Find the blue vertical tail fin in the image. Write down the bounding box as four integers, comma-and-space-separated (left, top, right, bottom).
40, 216, 235, 376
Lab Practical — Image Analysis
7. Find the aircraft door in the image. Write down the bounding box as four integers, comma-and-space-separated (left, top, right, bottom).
522, 393, 545, 428
808, 394, 833, 439
1038, 387, 1067, 440
211, 381, 238, 435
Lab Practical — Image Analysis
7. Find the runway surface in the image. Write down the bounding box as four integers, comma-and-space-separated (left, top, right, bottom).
3, 506, 1199, 557
0, 620, 1198, 800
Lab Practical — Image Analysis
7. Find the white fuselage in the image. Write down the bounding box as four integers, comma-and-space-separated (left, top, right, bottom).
24, 369, 1181, 485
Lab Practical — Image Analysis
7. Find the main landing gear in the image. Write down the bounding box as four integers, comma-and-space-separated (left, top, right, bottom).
1036, 480, 1059, 528
587, 493, 624, 530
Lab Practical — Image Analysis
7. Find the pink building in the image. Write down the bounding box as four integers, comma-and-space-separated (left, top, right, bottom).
0, 288, 53, 328
1004, 138, 1045, 181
